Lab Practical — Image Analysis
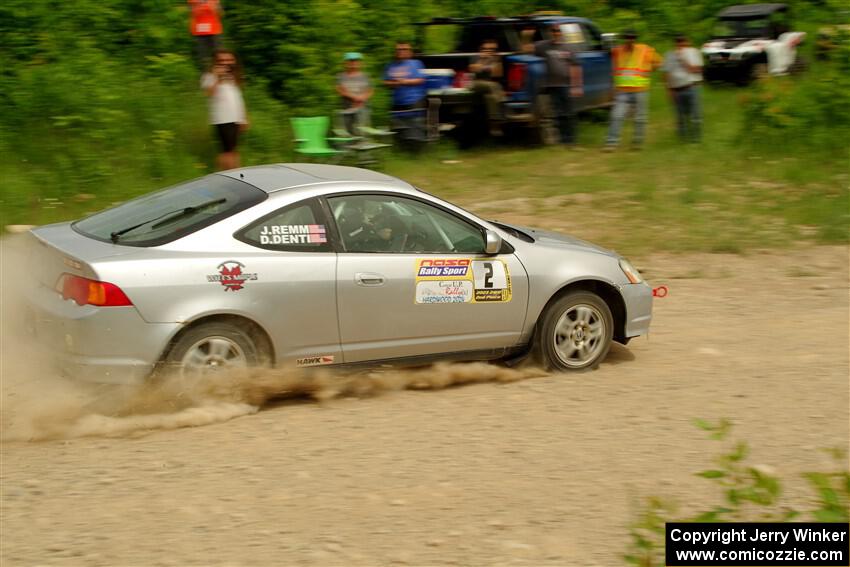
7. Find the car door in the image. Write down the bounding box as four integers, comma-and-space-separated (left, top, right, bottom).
564, 21, 612, 108
234, 198, 341, 367
326, 192, 529, 363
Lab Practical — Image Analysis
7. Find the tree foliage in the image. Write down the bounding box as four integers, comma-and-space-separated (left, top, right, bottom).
0, 0, 845, 214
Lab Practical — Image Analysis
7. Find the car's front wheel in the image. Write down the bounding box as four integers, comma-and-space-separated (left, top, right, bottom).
537, 291, 614, 371
163, 321, 265, 378
750, 62, 769, 82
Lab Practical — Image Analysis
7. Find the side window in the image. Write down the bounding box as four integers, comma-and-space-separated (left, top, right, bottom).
581, 23, 603, 51
559, 23, 587, 49
237, 199, 331, 252
328, 194, 485, 254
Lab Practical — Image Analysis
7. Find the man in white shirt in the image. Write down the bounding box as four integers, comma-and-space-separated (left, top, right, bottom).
201, 50, 248, 170
663, 35, 703, 142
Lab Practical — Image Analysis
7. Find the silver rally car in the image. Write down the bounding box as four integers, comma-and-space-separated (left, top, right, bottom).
24, 164, 652, 383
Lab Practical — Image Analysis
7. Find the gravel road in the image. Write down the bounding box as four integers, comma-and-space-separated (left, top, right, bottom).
1, 245, 847, 567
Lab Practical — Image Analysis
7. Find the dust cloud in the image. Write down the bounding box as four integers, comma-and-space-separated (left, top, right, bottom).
1, 360, 544, 442
1, 235, 545, 442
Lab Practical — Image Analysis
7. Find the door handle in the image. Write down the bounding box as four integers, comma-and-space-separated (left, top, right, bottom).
355, 272, 385, 287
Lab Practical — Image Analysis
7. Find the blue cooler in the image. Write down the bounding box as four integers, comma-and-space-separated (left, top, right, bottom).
423, 69, 456, 91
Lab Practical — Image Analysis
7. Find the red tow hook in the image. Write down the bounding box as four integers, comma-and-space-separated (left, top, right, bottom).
652, 285, 668, 298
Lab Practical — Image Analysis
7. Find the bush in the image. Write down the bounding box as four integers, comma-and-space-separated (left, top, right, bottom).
738, 30, 850, 152
624, 419, 850, 567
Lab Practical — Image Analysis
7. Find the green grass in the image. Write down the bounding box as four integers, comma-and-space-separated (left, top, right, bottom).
1, 82, 847, 258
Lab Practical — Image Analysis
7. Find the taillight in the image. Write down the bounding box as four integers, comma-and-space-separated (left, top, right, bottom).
507, 63, 527, 92
56, 274, 133, 307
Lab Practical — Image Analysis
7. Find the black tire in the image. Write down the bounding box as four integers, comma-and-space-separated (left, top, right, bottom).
536, 291, 614, 371
162, 321, 265, 378
749, 62, 768, 83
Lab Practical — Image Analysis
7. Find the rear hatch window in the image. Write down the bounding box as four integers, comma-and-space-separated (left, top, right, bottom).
73, 174, 267, 247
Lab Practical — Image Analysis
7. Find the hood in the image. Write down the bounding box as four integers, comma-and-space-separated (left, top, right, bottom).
503, 223, 616, 257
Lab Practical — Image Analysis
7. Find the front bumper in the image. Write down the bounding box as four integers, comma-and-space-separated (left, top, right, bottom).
25, 283, 181, 384
703, 53, 759, 79
621, 282, 653, 338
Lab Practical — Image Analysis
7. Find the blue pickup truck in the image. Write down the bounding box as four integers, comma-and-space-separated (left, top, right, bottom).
414, 13, 615, 145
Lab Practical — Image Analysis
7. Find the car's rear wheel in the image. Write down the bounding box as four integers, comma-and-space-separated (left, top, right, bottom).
537, 291, 613, 371
163, 322, 264, 378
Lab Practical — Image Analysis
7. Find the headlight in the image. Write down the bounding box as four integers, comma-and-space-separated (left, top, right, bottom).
619, 259, 643, 284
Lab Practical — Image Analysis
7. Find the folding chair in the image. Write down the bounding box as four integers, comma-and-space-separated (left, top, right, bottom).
348, 109, 396, 143
332, 109, 393, 166
390, 98, 453, 151
425, 97, 456, 141
291, 116, 352, 162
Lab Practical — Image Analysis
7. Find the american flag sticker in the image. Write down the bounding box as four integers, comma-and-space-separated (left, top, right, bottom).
308, 224, 327, 243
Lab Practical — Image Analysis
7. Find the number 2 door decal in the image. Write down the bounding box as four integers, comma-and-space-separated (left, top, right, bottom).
483, 262, 494, 289
472, 260, 511, 302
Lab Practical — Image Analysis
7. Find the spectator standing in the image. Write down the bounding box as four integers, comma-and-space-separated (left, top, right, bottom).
336, 52, 374, 135
663, 34, 703, 142
384, 42, 427, 148
604, 29, 662, 151
535, 24, 584, 146
201, 50, 248, 170
188, 0, 223, 68
519, 27, 537, 55
469, 40, 505, 137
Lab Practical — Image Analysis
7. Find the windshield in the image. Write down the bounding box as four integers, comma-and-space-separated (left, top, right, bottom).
73, 175, 267, 247
714, 17, 771, 38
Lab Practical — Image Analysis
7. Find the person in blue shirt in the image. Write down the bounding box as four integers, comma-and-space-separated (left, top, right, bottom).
384, 42, 426, 109
384, 42, 427, 147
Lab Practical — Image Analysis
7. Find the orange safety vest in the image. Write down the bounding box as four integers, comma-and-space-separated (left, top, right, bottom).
613, 44, 655, 90
189, 0, 222, 36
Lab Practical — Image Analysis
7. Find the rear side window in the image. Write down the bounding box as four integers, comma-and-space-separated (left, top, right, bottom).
237, 199, 332, 252
73, 175, 266, 247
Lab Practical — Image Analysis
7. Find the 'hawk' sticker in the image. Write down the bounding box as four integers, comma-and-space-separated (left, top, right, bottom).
296, 355, 335, 367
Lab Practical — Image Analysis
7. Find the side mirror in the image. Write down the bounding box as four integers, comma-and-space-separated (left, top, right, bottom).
484, 229, 502, 255
601, 32, 617, 51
